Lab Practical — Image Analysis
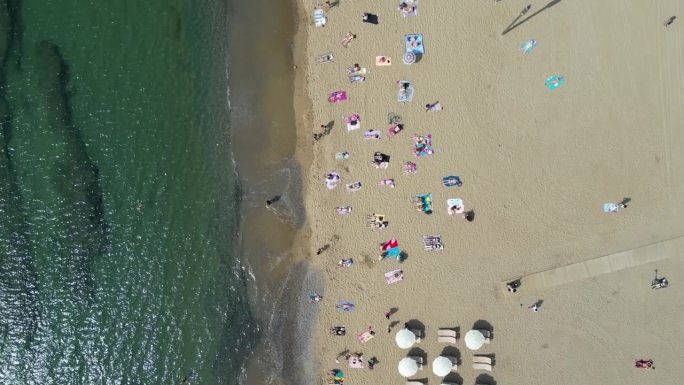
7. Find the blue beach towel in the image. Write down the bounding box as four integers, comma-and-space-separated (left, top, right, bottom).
405, 34, 425, 55
520, 39, 537, 54
336, 300, 356, 312
545, 75, 565, 90
443, 175, 462, 187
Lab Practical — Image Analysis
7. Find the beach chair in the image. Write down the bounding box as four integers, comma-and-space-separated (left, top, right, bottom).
406, 382, 424, 385
438, 336, 457, 344
472, 363, 492, 371
444, 355, 459, 371
472, 356, 492, 365
408, 356, 424, 369
409, 328, 423, 342
479, 330, 492, 339
438, 329, 458, 338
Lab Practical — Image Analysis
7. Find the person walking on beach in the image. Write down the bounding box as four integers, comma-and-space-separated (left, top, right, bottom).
665, 16, 676, 27
520, 4, 532, 15
266, 195, 281, 206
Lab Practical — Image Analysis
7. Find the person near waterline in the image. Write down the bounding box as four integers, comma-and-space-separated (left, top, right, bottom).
664, 16, 676, 27
266, 195, 281, 205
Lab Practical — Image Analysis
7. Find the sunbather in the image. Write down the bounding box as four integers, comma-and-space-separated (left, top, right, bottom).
362, 12, 378, 24
347, 181, 362, 192
310, 293, 323, 302
348, 63, 361, 73
337, 258, 353, 268
335, 206, 352, 215
325, 172, 341, 189
425, 101, 443, 112
330, 326, 346, 336
378, 179, 395, 188
399, 2, 416, 16
341, 32, 356, 48
402, 161, 417, 175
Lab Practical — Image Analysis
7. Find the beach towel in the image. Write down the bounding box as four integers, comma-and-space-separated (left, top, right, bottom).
405, 34, 425, 54
447, 198, 464, 215
399, 0, 418, 17
384, 269, 404, 284
364, 130, 381, 139
345, 113, 361, 131
397, 81, 414, 102
329, 91, 348, 103
348, 355, 364, 369
427, 102, 442, 112
603, 203, 623, 213
388, 124, 404, 137
349, 75, 365, 83
375, 56, 392, 66
383, 246, 402, 260
545, 75, 565, 90
413, 134, 433, 157
346, 181, 362, 192
382, 239, 399, 250
313, 9, 327, 27
326, 172, 341, 190
520, 39, 537, 54
416, 193, 433, 214
358, 330, 375, 344
334, 152, 350, 160
336, 300, 356, 312
443, 175, 462, 187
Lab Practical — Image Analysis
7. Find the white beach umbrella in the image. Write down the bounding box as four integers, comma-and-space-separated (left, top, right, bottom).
432, 356, 454, 377
398, 357, 419, 377
465, 329, 485, 350
395, 328, 417, 349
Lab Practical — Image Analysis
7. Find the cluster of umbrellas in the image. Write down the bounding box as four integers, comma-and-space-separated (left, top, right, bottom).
395, 329, 489, 377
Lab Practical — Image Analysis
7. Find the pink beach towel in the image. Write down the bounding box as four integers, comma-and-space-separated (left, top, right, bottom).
384, 269, 404, 284
329, 91, 348, 103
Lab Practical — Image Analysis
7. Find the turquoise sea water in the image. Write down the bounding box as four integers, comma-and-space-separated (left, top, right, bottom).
0, 1, 255, 384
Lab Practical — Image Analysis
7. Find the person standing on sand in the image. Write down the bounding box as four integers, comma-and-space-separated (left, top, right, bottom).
665, 16, 676, 27
520, 4, 531, 15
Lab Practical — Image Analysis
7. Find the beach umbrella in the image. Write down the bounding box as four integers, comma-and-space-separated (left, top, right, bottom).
465, 329, 485, 350
402, 51, 416, 65
398, 357, 418, 377
395, 328, 416, 349
432, 356, 454, 377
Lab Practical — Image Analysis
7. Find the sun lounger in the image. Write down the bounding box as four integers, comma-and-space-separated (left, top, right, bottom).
409, 328, 422, 341
385, 269, 404, 284
472, 363, 492, 371
438, 329, 458, 338
437, 336, 457, 344
406, 382, 423, 385
472, 356, 492, 365
479, 330, 492, 339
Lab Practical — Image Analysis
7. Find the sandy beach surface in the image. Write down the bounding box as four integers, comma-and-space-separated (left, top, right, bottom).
295, 0, 684, 384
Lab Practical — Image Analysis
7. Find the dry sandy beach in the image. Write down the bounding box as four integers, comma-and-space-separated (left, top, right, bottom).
293, 0, 684, 384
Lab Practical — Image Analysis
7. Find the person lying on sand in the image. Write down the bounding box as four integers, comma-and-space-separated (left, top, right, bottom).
340, 32, 357, 48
